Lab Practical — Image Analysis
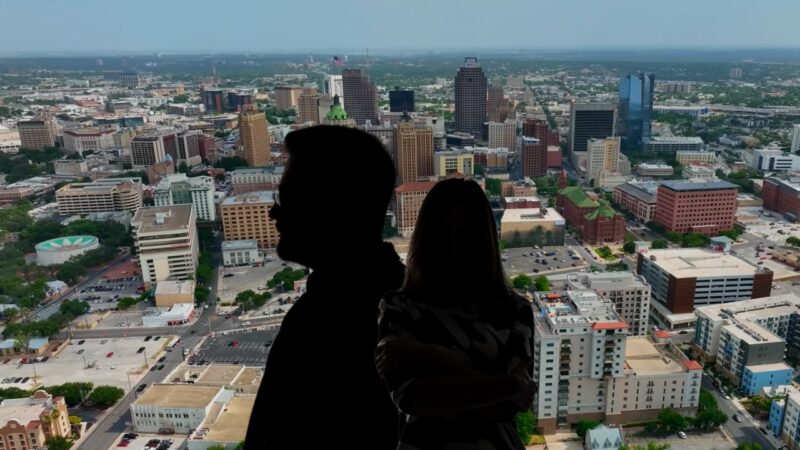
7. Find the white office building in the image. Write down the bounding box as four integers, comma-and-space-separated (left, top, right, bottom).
752, 147, 800, 172
222, 240, 260, 267
154, 174, 217, 221
132, 205, 198, 285
131, 384, 232, 434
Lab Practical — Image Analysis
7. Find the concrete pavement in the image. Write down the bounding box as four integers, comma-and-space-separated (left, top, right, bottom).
702, 376, 777, 450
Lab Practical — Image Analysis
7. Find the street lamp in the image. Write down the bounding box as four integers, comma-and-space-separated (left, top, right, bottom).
142, 349, 149, 369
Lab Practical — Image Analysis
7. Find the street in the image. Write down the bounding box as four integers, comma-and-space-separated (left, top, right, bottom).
702, 376, 777, 450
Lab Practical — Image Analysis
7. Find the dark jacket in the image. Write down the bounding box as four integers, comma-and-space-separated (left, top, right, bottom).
244, 243, 405, 450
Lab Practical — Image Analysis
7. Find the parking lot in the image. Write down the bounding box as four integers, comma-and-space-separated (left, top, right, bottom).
218, 258, 305, 303
8, 337, 174, 391
242, 294, 298, 319
625, 430, 734, 450
106, 433, 184, 450
503, 246, 586, 277
66, 275, 144, 314
193, 329, 278, 366
744, 210, 800, 245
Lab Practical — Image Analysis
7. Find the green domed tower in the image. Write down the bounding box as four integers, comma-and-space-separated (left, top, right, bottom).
321, 95, 355, 127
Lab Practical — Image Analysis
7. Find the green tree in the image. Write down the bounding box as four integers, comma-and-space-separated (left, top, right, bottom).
657, 408, 688, 433
623, 241, 636, 254
512, 274, 533, 290
787, 236, 800, 247
57, 261, 86, 285
214, 156, 249, 171
693, 406, 728, 430
45, 382, 94, 407
68, 415, 82, 425
619, 443, 671, 450
485, 178, 502, 196
59, 300, 90, 317
45, 436, 73, 450
178, 161, 189, 173
87, 385, 124, 407
575, 419, 601, 438
515, 411, 536, 444
0, 387, 31, 400
116, 297, 141, 310
195, 285, 210, 303
206, 446, 226, 450
534, 276, 550, 291
682, 233, 710, 248
651, 239, 669, 249
665, 231, 683, 243
735, 443, 762, 450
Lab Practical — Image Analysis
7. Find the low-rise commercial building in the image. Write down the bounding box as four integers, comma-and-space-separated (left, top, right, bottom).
499, 208, 565, 247
644, 136, 704, 152
752, 147, 800, 172
56, 177, 143, 215
229, 167, 284, 195
132, 205, 198, 285
62, 127, 115, 154
682, 164, 717, 180
131, 384, 232, 434
168, 364, 263, 395
142, 303, 196, 327
638, 248, 773, 330
222, 240, 260, 267
154, 279, 196, 308
187, 395, 255, 450
676, 150, 717, 166
503, 196, 542, 209
433, 150, 474, 177
636, 163, 674, 178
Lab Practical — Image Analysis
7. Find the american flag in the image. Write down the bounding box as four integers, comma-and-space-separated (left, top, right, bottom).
333, 56, 344, 66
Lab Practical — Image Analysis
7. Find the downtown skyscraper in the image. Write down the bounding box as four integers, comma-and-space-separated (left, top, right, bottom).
454, 57, 487, 140
342, 69, 378, 126
238, 105, 271, 167
618, 73, 655, 151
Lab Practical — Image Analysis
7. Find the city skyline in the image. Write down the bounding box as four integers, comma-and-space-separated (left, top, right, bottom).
1, 0, 800, 54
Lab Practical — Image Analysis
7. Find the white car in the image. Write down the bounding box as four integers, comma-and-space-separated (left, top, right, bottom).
677, 431, 687, 439
110, 364, 118, 369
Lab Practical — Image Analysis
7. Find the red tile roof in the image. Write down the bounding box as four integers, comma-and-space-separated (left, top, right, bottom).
591, 321, 628, 330
682, 360, 703, 371
655, 330, 671, 338
395, 181, 437, 193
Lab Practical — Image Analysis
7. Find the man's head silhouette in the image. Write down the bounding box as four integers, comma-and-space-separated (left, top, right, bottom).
270, 125, 396, 269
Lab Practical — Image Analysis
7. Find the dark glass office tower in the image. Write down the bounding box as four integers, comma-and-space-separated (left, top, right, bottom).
454, 57, 488, 140
618, 73, 655, 151
569, 103, 616, 155
389, 87, 415, 113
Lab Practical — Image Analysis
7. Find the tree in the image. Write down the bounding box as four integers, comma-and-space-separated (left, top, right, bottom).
619, 443, 671, 450
623, 241, 636, 254
682, 233, 710, 248
57, 261, 86, 285
87, 385, 124, 407
485, 178, 502, 197
45, 382, 93, 407
178, 161, 189, 173
693, 406, 728, 430
534, 276, 550, 291
657, 408, 688, 433
575, 419, 601, 438
0, 387, 31, 400
512, 274, 533, 290
206, 446, 226, 450
735, 443, 762, 450
214, 156, 249, 171
787, 236, 800, 248
68, 415, 82, 425
116, 297, 141, 310
651, 239, 669, 249
195, 285, 210, 303
45, 436, 73, 450
515, 411, 536, 444
59, 300, 90, 317
665, 231, 683, 243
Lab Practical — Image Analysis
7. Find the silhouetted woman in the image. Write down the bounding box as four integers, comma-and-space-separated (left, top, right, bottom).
376, 178, 534, 450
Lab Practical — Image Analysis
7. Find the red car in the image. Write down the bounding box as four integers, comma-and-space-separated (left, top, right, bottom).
106, 352, 114, 358
117, 441, 129, 447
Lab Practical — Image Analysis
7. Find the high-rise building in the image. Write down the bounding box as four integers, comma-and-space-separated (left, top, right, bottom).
395, 181, 436, 237
325, 74, 344, 103
364, 125, 396, 162
791, 124, 800, 154
132, 204, 198, 285
273, 86, 304, 110
389, 87, 414, 113
0, 390, 72, 449
729, 67, 743, 79
653, 180, 738, 235
18, 116, 58, 150
320, 95, 355, 127
297, 88, 321, 124
56, 177, 143, 215
454, 57, 488, 140
119, 72, 142, 88
62, 127, 115, 154
238, 105, 271, 167
586, 137, 621, 182
220, 191, 280, 249
618, 73, 655, 150
565, 272, 651, 336
131, 134, 169, 167
227, 91, 254, 112
569, 103, 616, 155
395, 121, 434, 183
153, 174, 216, 221
342, 69, 378, 126
487, 121, 517, 152
487, 84, 508, 123
532, 290, 702, 433
202, 88, 226, 113
525, 119, 559, 147
521, 137, 547, 178
176, 130, 201, 167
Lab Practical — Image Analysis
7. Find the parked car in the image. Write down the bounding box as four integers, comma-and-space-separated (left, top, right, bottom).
677, 431, 687, 439
136, 383, 147, 392
733, 414, 742, 423
106, 352, 114, 358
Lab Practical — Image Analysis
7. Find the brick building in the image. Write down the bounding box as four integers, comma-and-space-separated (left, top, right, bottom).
394, 181, 436, 238
613, 181, 659, 223
762, 175, 800, 221
653, 180, 738, 235
0, 390, 71, 450
557, 186, 624, 243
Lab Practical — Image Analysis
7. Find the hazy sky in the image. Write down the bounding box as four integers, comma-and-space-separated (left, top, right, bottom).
2, 0, 799, 53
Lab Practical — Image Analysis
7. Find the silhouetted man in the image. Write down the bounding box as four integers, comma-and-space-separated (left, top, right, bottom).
245, 126, 404, 450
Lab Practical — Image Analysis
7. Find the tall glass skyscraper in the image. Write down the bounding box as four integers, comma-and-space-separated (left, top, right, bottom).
618, 72, 655, 151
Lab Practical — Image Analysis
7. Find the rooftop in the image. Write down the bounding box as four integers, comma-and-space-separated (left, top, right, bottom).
198, 365, 246, 384
638, 163, 673, 169
723, 320, 782, 345
532, 290, 625, 336
155, 280, 196, 296
659, 180, 738, 192
132, 204, 194, 234
197, 396, 255, 443
644, 248, 762, 278
221, 191, 276, 206
647, 136, 704, 144
501, 207, 564, 223
35, 235, 98, 252
134, 384, 222, 408
584, 204, 620, 221
614, 181, 659, 203
695, 293, 800, 322
566, 272, 649, 291
0, 392, 58, 426
585, 425, 623, 450
558, 186, 598, 208
624, 337, 686, 375
395, 181, 437, 194
221, 240, 259, 251
745, 362, 793, 373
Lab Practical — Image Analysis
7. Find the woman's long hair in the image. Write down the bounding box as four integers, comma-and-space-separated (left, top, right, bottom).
402, 178, 511, 305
